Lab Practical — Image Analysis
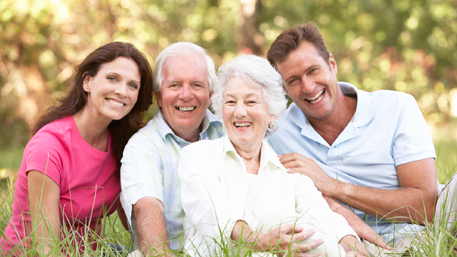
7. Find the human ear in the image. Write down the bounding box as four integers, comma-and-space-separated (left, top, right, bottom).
329, 53, 338, 75
269, 114, 277, 124
207, 91, 213, 107
155, 92, 163, 108
82, 75, 92, 93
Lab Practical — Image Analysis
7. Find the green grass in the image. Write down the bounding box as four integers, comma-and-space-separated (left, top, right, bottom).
1, 130, 456, 256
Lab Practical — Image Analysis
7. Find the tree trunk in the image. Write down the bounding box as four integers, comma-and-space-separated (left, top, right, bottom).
239, 0, 264, 56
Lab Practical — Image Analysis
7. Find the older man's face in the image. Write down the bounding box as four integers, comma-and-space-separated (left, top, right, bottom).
156, 55, 211, 140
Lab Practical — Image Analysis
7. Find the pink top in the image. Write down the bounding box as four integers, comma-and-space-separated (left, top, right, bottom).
1, 116, 120, 254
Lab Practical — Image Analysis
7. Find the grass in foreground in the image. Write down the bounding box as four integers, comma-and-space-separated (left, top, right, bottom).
0, 140, 457, 256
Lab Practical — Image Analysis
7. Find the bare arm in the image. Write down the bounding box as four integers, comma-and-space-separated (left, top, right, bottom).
324, 196, 390, 250
133, 197, 171, 256
337, 158, 437, 224
280, 154, 437, 224
28, 170, 61, 255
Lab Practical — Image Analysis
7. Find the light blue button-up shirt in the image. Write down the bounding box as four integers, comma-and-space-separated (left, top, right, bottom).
120, 109, 224, 250
268, 82, 436, 242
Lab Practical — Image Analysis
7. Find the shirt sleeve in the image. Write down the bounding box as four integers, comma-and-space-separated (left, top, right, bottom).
295, 174, 359, 241
179, 143, 245, 256
393, 95, 436, 166
24, 131, 65, 186
120, 130, 164, 227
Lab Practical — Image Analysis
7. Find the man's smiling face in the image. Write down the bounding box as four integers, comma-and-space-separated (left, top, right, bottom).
156, 55, 212, 138
277, 41, 340, 122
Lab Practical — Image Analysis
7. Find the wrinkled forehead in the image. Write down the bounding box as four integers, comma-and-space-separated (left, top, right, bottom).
163, 53, 208, 73
161, 55, 209, 87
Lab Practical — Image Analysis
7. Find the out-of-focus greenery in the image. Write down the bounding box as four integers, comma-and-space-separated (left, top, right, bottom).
1, 0, 456, 149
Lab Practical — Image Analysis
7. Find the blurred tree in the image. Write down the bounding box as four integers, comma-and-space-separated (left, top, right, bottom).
0, 0, 456, 149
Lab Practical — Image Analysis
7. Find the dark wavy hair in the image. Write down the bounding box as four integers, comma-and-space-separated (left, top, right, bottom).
33, 42, 153, 175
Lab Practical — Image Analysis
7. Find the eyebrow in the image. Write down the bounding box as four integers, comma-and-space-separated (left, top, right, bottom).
167, 79, 206, 84
108, 72, 140, 84
225, 93, 260, 98
284, 64, 319, 82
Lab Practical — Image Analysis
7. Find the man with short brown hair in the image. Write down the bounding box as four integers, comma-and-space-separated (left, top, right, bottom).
267, 22, 438, 255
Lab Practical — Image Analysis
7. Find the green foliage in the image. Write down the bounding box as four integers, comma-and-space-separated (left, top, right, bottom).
0, 0, 456, 148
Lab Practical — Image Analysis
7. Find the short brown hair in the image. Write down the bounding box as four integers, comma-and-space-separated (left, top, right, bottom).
267, 22, 330, 67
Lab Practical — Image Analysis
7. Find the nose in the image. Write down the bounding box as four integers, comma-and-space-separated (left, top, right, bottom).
234, 102, 247, 118
179, 84, 193, 101
115, 84, 128, 98
301, 75, 315, 94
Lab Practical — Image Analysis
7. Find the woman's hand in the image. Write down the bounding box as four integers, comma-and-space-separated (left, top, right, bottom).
232, 221, 323, 256
258, 224, 323, 256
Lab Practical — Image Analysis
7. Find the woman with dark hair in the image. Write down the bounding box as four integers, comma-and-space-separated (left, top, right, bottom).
0, 42, 153, 255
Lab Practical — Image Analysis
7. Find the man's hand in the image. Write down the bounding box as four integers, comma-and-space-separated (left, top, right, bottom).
278, 153, 336, 196
350, 219, 389, 250
324, 196, 390, 250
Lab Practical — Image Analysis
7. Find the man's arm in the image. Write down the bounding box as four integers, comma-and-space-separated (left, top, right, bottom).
324, 196, 390, 250
133, 197, 171, 256
280, 154, 437, 224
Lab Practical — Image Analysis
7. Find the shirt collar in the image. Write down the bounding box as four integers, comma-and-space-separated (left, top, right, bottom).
288, 82, 374, 129
155, 109, 222, 142
339, 82, 374, 127
222, 135, 287, 172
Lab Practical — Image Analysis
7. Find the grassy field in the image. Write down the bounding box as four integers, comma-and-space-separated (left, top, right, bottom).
0, 123, 456, 256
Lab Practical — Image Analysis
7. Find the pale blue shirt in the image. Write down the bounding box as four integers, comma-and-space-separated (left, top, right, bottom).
268, 82, 436, 242
120, 109, 224, 250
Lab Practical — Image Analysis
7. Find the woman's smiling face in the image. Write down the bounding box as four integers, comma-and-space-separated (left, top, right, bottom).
223, 78, 276, 150
83, 57, 141, 123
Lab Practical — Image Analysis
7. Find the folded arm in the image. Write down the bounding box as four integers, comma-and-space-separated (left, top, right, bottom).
281, 153, 437, 224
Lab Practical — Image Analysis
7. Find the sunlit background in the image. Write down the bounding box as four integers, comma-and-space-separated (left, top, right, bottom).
1, 0, 456, 178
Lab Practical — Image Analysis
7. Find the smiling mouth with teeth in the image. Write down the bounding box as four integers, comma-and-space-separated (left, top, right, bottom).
107, 99, 125, 107
306, 89, 325, 104
176, 106, 196, 111
234, 122, 252, 127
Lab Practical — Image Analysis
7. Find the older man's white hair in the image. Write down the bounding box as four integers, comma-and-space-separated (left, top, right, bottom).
153, 42, 217, 93
212, 54, 287, 137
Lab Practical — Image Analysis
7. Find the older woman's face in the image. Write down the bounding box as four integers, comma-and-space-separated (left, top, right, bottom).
223, 78, 275, 150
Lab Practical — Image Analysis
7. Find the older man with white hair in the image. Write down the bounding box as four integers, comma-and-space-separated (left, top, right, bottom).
120, 42, 224, 256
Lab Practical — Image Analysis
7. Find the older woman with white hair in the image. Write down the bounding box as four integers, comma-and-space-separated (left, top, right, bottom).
179, 55, 368, 257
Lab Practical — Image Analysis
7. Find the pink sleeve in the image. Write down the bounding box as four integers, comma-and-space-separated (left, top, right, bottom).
24, 131, 65, 186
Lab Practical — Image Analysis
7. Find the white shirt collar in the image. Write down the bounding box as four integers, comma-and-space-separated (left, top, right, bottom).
222, 135, 287, 173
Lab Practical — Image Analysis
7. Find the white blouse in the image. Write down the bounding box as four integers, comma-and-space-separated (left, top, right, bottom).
178, 135, 357, 256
